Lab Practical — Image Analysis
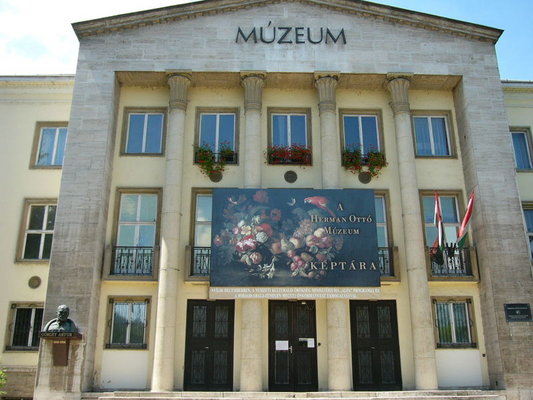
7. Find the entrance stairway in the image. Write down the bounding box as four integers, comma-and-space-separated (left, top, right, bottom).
82, 391, 507, 400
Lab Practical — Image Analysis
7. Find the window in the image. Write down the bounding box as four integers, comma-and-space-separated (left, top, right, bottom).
523, 207, 533, 260
433, 299, 475, 347
341, 112, 381, 154
123, 109, 165, 154
375, 194, 393, 277
268, 109, 312, 165
18, 200, 56, 261
107, 298, 149, 348
196, 109, 238, 163
191, 191, 213, 276
6, 304, 43, 350
422, 194, 460, 245
31, 122, 68, 168
113, 191, 160, 276
413, 115, 452, 156
511, 129, 533, 170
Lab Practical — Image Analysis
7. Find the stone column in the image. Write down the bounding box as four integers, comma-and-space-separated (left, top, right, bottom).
387, 74, 438, 390
239, 72, 265, 391
315, 73, 351, 390
241, 72, 265, 188
151, 72, 191, 392
315, 73, 340, 189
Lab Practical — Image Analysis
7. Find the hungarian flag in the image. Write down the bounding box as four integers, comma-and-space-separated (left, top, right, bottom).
457, 191, 474, 248
430, 191, 446, 265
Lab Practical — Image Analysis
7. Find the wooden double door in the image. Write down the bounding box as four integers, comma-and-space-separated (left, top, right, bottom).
350, 300, 402, 390
268, 300, 318, 392
184, 300, 234, 391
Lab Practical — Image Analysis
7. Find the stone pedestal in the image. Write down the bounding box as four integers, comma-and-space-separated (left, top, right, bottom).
387, 75, 438, 390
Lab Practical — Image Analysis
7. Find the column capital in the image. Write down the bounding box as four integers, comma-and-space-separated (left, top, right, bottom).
387, 74, 412, 115
241, 71, 266, 112
314, 73, 339, 114
167, 72, 192, 111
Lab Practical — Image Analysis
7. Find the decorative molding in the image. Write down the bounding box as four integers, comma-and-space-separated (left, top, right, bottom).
167, 73, 192, 110
315, 74, 338, 114
387, 75, 412, 115
72, 0, 502, 43
241, 72, 265, 112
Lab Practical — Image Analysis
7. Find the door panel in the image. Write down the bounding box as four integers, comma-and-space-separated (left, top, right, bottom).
184, 300, 234, 391
350, 300, 402, 390
269, 301, 318, 392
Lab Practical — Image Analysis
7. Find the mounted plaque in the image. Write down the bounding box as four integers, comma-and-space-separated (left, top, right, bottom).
504, 303, 532, 322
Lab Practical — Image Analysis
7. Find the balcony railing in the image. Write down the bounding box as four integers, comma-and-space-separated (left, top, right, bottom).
378, 247, 394, 277
194, 151, 238, 164
428, 245, 473, 277
112, 246, 154, 276
190, 246, 395, 278
192, 247, 211, 276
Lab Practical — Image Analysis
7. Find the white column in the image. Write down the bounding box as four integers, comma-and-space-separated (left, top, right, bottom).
239, 72, 265, 391
315, 73, 340, 189
387, 74, 438, 390
151, 72, 191, 392
241, 72, 265, 188
315, 73, 351, 390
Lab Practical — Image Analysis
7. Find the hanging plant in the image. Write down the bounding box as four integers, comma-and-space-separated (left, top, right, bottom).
342, 147, 387, 178
266, 145, 312, 165
194, 144, 227, 177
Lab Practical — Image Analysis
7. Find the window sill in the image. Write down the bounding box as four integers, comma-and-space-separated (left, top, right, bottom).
5, 346, 39, 352
436, 343, 477, 349
415, 155, 457, 159
15, 258, 50, 264
29, 165, 63, 170
105, 344, 147, 350
120, 152, 164, 157
516, 168, 533, 173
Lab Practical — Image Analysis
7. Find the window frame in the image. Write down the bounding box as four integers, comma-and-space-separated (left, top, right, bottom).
522, 202, 533, 262
411, 111, 456, 158
16, 198, 57, 263
120, 107, 167, 156
419, 190, 464, 247
194, 107, 240, 164
510, 127, 533, 171
187, 188, 213, 280
30, 121, 68, 169
5, 303, 44, 351
267, 107, 312, 147
105, 297, 150, 349
374, 190, 398, 281
432, 297, 477, 349
339, 109, 384, 155
108, 188, 162, 280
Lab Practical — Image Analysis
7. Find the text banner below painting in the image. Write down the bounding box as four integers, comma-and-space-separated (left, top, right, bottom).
209, 189, 381, 299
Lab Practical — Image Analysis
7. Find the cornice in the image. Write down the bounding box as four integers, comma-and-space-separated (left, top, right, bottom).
0, 75, 75, 88
502, 81, 533, 93
72, 0, 502, 43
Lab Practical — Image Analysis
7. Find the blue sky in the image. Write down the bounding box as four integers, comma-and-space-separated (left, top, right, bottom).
0, 0, 531, 80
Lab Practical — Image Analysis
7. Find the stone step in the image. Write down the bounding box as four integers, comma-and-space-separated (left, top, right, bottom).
82, 391, 506, 400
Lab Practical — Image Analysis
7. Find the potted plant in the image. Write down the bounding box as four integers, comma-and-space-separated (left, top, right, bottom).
194, 144, 226, 178
341, 147, 363, 174
266, 145, 312, 165
342, 147, 387, 179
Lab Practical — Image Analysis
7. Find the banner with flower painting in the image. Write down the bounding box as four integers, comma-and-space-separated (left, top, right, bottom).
210, 189, 380, 287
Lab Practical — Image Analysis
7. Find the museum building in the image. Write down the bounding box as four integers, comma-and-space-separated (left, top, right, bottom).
1, 0, 533, 399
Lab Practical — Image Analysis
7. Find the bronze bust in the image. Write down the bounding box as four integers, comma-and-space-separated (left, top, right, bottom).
43, 305, 78, 333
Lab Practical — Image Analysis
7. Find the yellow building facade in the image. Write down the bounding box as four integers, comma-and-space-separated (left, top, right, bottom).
1, 1, 532, 399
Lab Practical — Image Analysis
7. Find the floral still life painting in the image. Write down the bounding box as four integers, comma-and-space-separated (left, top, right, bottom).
210, 189, 381, 287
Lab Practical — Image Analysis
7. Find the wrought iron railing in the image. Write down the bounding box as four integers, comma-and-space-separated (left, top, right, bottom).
428, 245, 473, 277
194, 151, 238, 164
191, 246, 395, 278
112, 246, 154, 276
378, 247, 394, 277
192, 247, 211, 276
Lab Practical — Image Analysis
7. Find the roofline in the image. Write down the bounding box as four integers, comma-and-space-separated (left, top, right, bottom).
0, 75, 75, 87
502, 80, 533, 92
72, 0, 503, 43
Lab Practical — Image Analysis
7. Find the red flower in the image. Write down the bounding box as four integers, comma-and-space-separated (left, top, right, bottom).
257, 223, 273, 237
253, 190, 268, 203
270, 209, 282, 221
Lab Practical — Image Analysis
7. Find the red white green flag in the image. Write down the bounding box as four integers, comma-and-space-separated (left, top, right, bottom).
429, 191, 446, 264
457, 191, 474, 248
